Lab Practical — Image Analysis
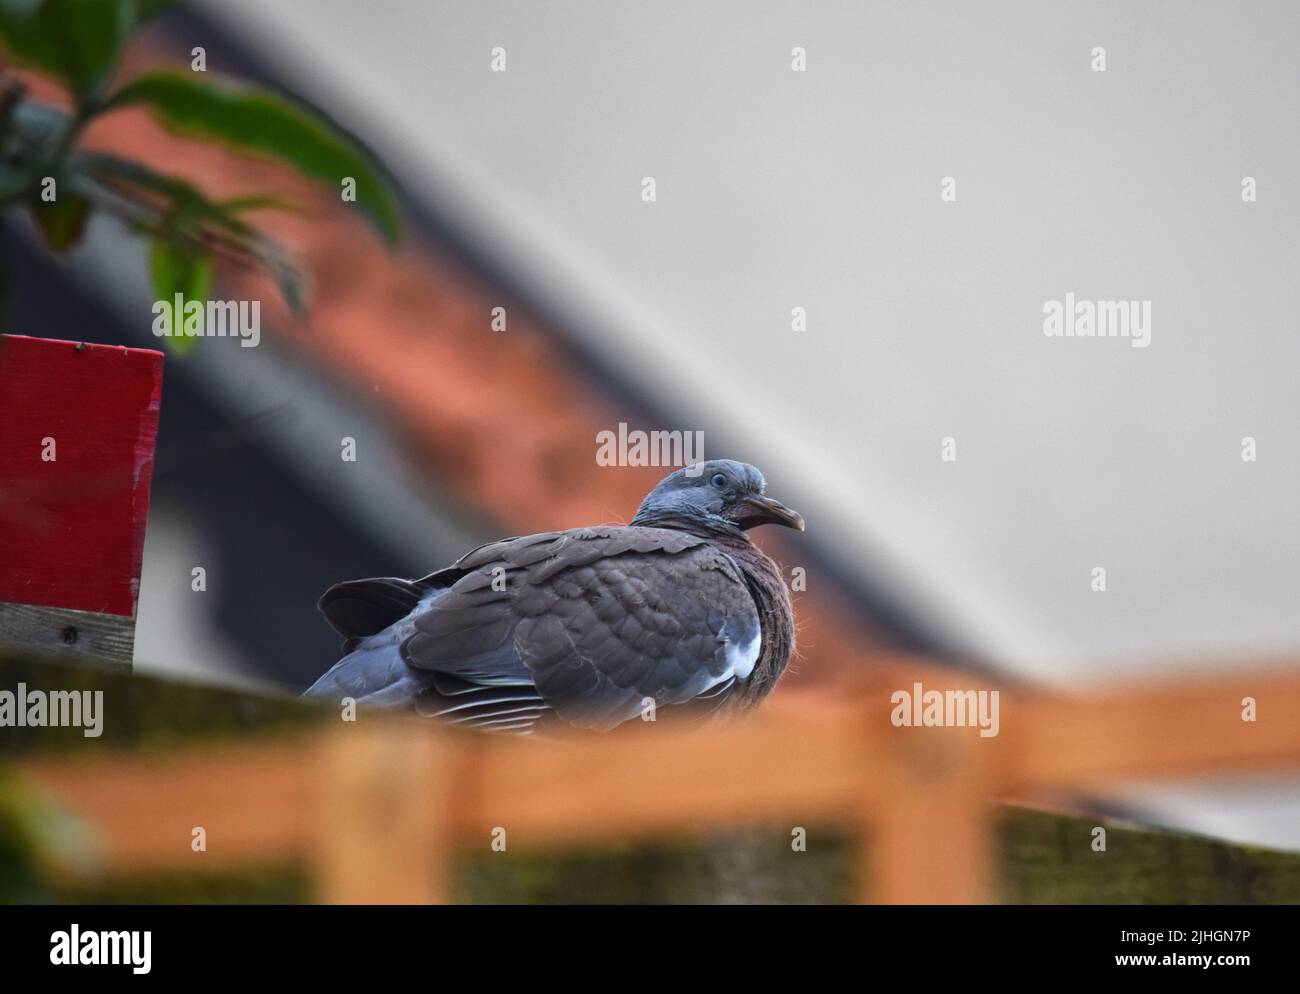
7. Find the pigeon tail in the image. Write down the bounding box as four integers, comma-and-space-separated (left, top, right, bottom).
319, 577, 430, 642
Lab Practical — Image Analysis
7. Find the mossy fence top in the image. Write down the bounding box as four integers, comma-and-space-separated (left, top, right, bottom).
5, 651, 1300, 904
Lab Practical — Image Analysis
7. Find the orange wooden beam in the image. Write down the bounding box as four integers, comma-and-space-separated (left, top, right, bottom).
998, 669, 1300, 791
21, 742, 315, 870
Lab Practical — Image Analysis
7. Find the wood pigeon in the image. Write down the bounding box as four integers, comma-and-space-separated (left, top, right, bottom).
303, 460, 804, 733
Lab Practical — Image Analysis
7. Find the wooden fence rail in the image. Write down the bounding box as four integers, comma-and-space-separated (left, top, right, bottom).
17, 663, 1300, 903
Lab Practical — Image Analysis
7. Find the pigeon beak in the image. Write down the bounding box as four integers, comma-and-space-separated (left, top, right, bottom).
739, 494, 806, 532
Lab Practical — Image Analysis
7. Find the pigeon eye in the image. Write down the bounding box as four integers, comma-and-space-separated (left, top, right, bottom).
710, 473, 728, 489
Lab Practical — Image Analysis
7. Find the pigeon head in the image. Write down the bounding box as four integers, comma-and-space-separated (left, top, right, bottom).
630, 459, 805, 533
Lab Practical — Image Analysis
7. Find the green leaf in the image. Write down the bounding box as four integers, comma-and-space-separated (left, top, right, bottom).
106, 72, 402, 245
0, 1, 176, 99
219, 193, 294, 215
0, 2, 81, 88
149, 239, 211, 353
254, 245, 306, 315
28, 190, 89, 250
72, 150, 259, 235
150, 238, 211, 302
68, 151, 309, 315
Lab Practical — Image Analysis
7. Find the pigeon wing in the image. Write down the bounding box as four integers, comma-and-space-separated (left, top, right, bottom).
402, 526, 761, 730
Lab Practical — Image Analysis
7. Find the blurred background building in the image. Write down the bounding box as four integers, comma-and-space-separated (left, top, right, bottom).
3, 2, 1298, 849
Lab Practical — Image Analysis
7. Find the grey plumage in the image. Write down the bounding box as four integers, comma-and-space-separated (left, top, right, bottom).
304, 459, 803, 733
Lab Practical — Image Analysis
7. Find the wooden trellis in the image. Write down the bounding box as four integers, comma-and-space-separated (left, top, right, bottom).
18, 661, 1300, 903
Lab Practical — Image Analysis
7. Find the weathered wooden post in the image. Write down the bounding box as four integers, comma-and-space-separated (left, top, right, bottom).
0, 334, 163, 669
868, 723, 995, 903
316, 722, 463, 904
854, 664, 998, 904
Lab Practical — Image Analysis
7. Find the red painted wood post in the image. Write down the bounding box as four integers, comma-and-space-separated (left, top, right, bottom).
0, 334, 164, 669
